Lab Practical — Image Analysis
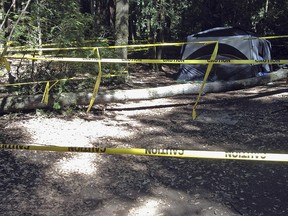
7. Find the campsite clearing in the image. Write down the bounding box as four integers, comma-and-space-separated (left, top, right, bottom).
0, 66, 287, 215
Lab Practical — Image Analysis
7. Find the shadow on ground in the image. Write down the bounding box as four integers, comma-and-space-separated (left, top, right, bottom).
90, 83, 288, 215
0, 82, 287, 216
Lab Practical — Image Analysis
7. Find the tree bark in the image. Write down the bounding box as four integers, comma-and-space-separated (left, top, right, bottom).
265, 0, 269, 13
0, 69, 287, 113
115, 0, 129, 59
7, 0, 32, 42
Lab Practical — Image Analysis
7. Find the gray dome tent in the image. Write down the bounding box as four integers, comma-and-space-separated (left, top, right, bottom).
177, 27, 272, 81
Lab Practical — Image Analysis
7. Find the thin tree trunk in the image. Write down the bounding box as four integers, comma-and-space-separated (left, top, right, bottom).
7, 0, 32, 42
90, 0, 96, 15
157, 0, 165, 60
265, 0, 269, 13
0, 0, 16, 30
115, 0, 129, 59
36, 0, 42, 55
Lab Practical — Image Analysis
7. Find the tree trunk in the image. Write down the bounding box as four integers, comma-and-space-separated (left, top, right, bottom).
0, 69, 287, 114
265, 0, 269, 13
115, 0, 129, 59
156, 0, 165, 60
36, 0, 42, 55
0, 0, 16, 31
7, 0, 32, 42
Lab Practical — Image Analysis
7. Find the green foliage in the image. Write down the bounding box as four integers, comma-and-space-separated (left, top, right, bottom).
132, 0, 172, 41
255, 0, 288, 35
3, 0, 126, 98
3, 0, 288, 46
1, 0, 288, 105
51, 79, 66, 110
34, 0, 93, 46
6, 0, 94, 47
130, 0, 288, 41
52, 101, 61, 110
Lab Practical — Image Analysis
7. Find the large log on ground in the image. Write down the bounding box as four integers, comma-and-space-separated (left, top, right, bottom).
0, 69, 287, 113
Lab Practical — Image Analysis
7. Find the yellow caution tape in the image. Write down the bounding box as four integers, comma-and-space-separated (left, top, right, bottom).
42, 81, 50, 104
3, 35, 287, 114
0, 57, 11, 72
0, 77, 75, 87
86, 48, 103, 112
4, 34, 288, 53
4, 52, 287, 115
6, 55, 288, 64
192, 42, 219, 120
0, 42, 13, 72
5, 41, 214, 52
41, 80, 59, 104
0, 41, 13, 56
3, 38, 110, 51
0, 72, 128, 88
2, 143, 288, 162
258, 35, 288, 40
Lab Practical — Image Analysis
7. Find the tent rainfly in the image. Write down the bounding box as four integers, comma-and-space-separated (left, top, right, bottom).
177, 27, 272, 81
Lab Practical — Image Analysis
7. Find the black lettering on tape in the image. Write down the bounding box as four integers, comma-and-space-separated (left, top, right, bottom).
145, 149, 152, 154
152, 149, 158, 154
225, 152, 266, 160
172, 149, 178, 155
68, 147, 106, 153
145, 148, 184, 156
255, 60, 280, 63
0, 144, 30, 150
255, 60, 268, 63
127, 59, 141, 62
207, 60, 231, 63
163, 59, 184, 63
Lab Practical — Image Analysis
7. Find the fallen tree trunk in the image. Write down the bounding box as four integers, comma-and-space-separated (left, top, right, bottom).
0, 69, 287, 113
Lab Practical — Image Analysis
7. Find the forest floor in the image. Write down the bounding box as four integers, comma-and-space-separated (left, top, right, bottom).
0, 66, 288, 216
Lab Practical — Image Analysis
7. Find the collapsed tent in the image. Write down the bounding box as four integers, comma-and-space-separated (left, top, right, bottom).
177, 27, 272, 81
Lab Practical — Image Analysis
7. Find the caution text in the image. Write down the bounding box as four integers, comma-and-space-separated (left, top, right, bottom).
225, 152, 266, 159
145, 148, 184, 156
68, 147, 106, 153
0, 144, 30, 150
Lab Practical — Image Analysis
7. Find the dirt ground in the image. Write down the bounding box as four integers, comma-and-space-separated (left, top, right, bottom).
0, 68, 288, 216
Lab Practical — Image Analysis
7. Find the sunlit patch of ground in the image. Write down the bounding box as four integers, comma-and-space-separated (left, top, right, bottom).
128, 197, 163, 216
54, 153, 101, 175
18, 117, 135, 146
14, 116, 137, 176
